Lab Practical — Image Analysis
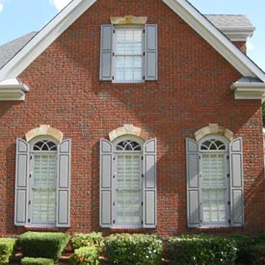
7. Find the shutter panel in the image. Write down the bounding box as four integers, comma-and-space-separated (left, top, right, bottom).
145, 24, 158, 81
186, 139, 200, 228
15, 139, 30, 226
100, 25, 113, 81
56, 139, 71, 227
143, 139, 157, 228
100, 139, 114, 228
230, 137, 244, 227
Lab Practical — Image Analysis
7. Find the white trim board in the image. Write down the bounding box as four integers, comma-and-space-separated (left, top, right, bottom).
0, 0, 264, 84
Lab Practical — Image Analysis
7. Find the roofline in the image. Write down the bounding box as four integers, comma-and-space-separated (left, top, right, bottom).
0, 0, 264, 83
163, 0, 265, 82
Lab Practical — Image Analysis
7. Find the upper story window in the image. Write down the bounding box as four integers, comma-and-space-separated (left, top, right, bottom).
100, 24, 158, 83
114, 28, 143, 83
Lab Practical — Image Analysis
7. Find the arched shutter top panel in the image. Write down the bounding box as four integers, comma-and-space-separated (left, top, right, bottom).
15, 139, 30, 226
100, 139, 114, 228
57, 139, 71, 228
145, 24, 158, 81
143, 139, 157, 228
100, 25, 113, 81
230, 137, 244, 227
186, 138, 200, 228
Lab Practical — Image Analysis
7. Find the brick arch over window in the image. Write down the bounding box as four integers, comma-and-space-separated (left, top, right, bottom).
25, 125, 64, 143
194, 123, 234, 142
109, 124, 149, 142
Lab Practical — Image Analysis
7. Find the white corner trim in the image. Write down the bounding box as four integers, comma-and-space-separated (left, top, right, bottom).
0, 79, 29, 101
162, 0, 265, 82
231, 82, 265, 100
0, 0, 97, 79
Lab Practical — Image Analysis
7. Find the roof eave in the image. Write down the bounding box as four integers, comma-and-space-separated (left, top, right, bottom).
0, 79, 29, 101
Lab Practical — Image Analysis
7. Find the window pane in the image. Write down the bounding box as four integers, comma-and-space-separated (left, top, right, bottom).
115, 28, 143, 82
201, 153, 228, 225
32, 154, 57, 225
116, 154, 141, 226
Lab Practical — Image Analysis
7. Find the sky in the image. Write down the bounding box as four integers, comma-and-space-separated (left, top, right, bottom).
0, 0, 264, 71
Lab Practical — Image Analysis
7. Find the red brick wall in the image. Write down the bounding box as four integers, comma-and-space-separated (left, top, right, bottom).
0, 0, 264, 236
233, 41, 247, 54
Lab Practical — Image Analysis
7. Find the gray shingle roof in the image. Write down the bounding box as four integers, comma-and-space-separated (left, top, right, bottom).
205, 14, 254, 29
0, 15, 254, 69
0, 32, 37, 69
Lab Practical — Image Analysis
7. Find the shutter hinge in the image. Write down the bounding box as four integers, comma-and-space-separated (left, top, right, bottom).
143, 76, 145, 80
141, 156, 144, 160
199, 156, 201, 160
112, 76, 114, 81
141, 202, 144, 206
141, 174, 144, 178
227, 174, 230, 178
228, 201, 231, 206
227, 155, 229, 160
143, 29, 145, 33
28, 219, 31, 223
28, 200, 31, 205
113, 174, 116, 179
228, 219, 231, 224
113, 156, 116, 160
113, 29, 116, 34
141, 220, 144, 224
30, 155, 33, 160
29, 173, 32, 178
113, 52, 115, 57
143, 52, 146, 56
113, 220, 116, 224
113, 201, 115, 206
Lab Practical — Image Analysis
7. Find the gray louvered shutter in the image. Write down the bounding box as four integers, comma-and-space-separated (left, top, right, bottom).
100, 25, 113, 81
56, 139, 71, 227
145, 24, 158, 81
186, 139, 200, 228
143, 139, 157, 228
100, 139, 114, 228
15, 139, 30, 226
230, 137, 244, 227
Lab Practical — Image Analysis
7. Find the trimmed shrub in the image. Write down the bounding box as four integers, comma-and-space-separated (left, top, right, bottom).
70, 246, 100, 265
104, 234, 163, 265
21, 257, 54, 265
166, 235, 237, 265
17, 232, 70, 261
250, 243, 265, 264
71, 232, 104, 252
0, 238, 16, 264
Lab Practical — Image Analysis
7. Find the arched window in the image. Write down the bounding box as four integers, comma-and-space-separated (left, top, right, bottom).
113, 136, 143, 227
30, 137, 58, 226
199, 136, 229, 226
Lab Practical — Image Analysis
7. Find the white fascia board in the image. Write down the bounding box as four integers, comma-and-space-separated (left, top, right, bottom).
231, 82, 265, 100
220, 26, 255, 42
163, 0, 265, 82
0, 0, 97, 79
0, 79, 29, 101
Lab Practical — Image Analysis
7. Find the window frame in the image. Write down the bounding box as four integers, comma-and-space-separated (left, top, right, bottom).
198, 135, 231, 228
112, 135, 144, 228
112, 25, 145, 84
28, 136, 59, 228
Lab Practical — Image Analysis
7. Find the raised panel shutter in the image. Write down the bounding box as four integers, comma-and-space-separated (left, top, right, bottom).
186, 139, 200, 228
230, 137, 244, 227
100, 139, 114, 228
100, 25, 113, 81
15, 139, 30, 226
145, 24, 158, 81
143, 139, 157, 228
57, 139, 71, 227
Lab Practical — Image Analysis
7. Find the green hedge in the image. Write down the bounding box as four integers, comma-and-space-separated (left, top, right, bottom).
21, 257, 55, 265
104, 234, 163, 265
71, 232, 104, 252
70, 246, 100, 265
17, 232, 70, 261
0, 238, 16, 264
166, 235, 237, 265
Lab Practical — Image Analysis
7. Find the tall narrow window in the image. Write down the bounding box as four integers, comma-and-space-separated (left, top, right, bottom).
114, 28, 143, 82
30, 139, 58, 226
115, 139, 143, 227
200, 137, 229, 226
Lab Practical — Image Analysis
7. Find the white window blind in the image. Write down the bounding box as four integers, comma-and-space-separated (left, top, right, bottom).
116, 154, 142, 226
32, 154, 57, 225
201, 153, 227, 225
115, 28, 143, 82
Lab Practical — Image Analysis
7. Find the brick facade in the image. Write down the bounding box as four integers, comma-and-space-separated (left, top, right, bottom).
0, 0, 264, 236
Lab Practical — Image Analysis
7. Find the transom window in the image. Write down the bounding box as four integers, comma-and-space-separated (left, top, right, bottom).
114, 28, 143, 82
200, 136, 230, 226
113, 137, 143, 227
30, 137, 58, 226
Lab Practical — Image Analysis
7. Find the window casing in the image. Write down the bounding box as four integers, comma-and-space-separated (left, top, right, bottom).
113, 27, 144, 83
29, 137, 58, 227
113, 137, 144, 228
199, 136, 230, 227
